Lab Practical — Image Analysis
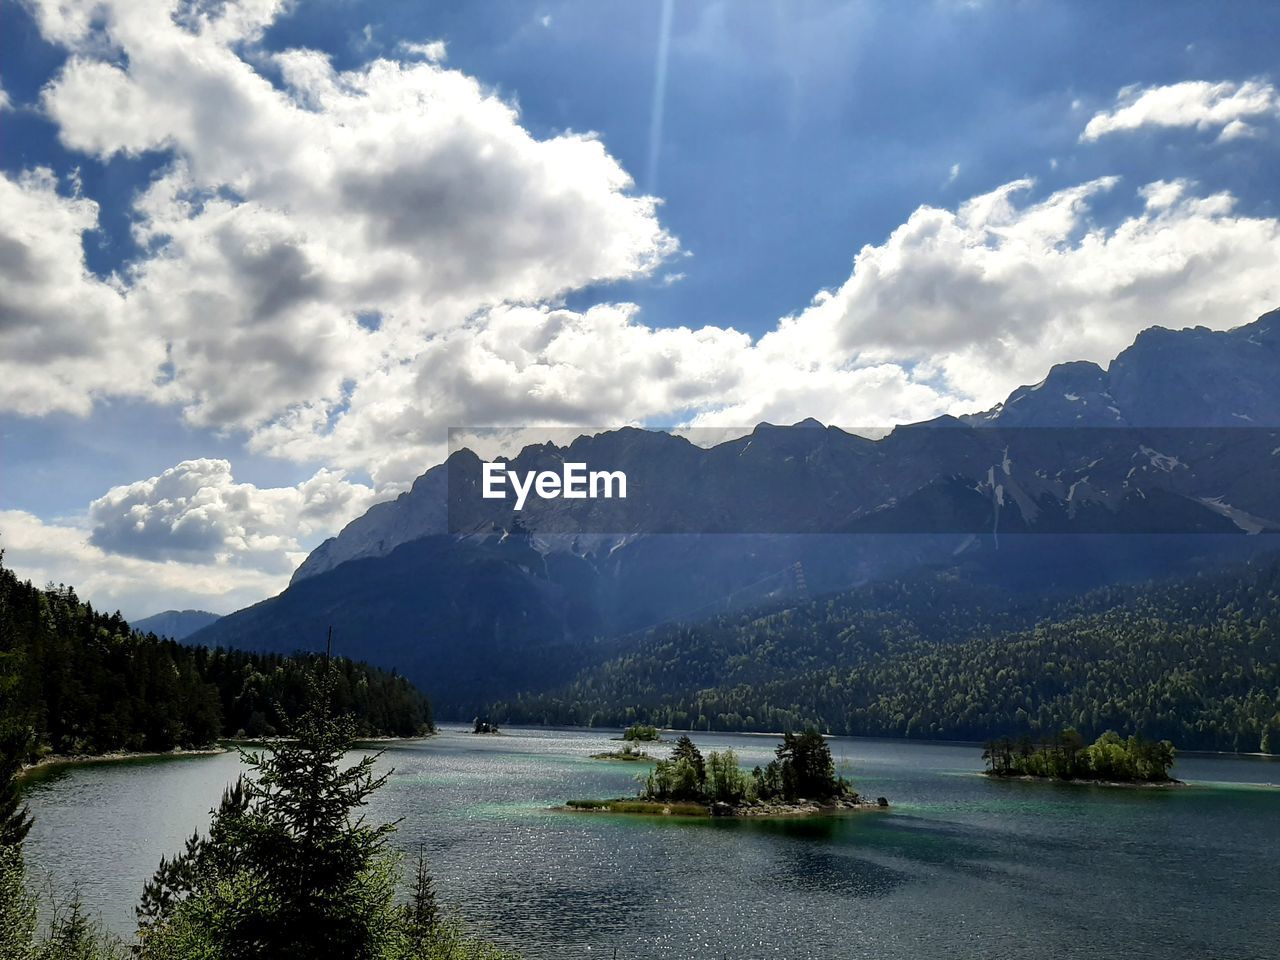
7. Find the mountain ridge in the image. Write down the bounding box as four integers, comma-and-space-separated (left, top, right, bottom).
132, 609, 221, 640
190, 310, 1280, 713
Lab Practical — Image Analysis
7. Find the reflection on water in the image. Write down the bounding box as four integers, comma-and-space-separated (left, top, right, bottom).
20, 729, 1280, 959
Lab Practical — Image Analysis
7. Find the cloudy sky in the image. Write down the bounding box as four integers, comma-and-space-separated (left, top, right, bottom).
2, 0, 1279, 618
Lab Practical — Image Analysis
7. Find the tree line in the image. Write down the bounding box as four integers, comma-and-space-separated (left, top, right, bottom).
492, 555, 1280, 752
0, 554, 432, 762
983, 728, 1176, 782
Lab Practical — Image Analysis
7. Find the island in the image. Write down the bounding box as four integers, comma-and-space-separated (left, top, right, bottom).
566, 731, 889, 818
589, 744, 655, 763
614, 723, 664, 743
982, 728, 1182, 786
472, 718, 500, 734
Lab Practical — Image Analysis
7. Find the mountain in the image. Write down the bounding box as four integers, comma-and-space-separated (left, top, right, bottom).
132, 609, 221, 640
491, 552, 1280, 752
190, 310, 1280, 715
970, 311, 1280, 427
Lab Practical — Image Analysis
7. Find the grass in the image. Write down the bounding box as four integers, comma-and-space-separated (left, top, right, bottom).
564, 799, 710, 817
589, 749, 654, 763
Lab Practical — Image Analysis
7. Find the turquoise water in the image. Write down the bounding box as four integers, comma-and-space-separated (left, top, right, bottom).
20, 728, 1280, 958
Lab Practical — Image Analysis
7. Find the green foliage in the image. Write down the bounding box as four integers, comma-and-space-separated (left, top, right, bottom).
401, 849, 440, 953
704, 749, 751, 806
620, 724, 660, 742
136, 669, 399, 959
495, 557, 1280, 751
0, 556, 432, 762
769, 730, 848, 802
642, 736, 708, 803
983, 728, 1177, 782
589, 744, 652, 761
0, 847, 37, 960
32, 895, 124, 960
0, 723, 33, 849
0, 849, 124, 960
135, 669, 517, 960
565, 799, 708, 816
640, 731, 851, 807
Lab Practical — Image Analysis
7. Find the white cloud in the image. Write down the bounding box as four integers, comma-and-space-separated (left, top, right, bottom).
1081, 79, 1280, 143
87, 458, 380, 570
252, 174, 1280, 474
1, 509, 290, 619
12, 0, 673, 448
399, 39, 447, 62
0, 167, 152, 416
1138, 179, 1188, 211
738, 177, 1280, 420
0, 459, 384, 618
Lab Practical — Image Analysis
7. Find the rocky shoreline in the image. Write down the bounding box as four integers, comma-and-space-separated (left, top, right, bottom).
20, 745, 229, 775
984, 772, 1186, 788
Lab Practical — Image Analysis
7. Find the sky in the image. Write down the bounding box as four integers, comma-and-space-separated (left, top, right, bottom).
2, 0, 1279, 619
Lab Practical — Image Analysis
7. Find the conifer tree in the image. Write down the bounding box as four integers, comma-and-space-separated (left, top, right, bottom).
403, 846, 441, 949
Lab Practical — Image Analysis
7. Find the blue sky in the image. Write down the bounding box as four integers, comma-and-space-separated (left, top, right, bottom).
2, 0, 1279, 616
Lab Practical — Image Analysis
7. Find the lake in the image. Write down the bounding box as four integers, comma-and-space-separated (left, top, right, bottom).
19, 728, 1280, 959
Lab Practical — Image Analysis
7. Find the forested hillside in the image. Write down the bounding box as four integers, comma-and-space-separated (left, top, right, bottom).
0, 555, 432, 760
493, 554, 1280, 753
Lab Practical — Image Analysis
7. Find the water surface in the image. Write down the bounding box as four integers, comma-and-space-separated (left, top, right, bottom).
21, 729, 1280, 959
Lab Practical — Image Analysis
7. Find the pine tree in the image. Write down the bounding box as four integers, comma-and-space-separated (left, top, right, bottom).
136, 668, 400, 960
0, 726, 32, 850
403, 846, 441, 949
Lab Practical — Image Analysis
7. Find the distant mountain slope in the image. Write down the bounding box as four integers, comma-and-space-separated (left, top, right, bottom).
492, 552, 1280, 752
132, 609, 220, 640
192, 311, 1280, 715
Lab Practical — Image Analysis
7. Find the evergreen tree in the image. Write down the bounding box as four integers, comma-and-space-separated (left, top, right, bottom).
774, 730, 840, 801
0, 846, 37, 960
138, 667, 398, 959
0, 726, 32, 850
670, 735, 706, 783
403, 847, 441, 949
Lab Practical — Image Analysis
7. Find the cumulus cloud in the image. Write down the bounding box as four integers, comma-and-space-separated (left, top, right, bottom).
1081, 79, 1280, 143
0, 168, 151, 416
1, 508, 291, 619
87, 459, 380, 571
6, 0, 1280, 502
253, 174, 1280, 467
738, 177, 1280, 419
0, 459, 384, 617
12, 0, 673, 442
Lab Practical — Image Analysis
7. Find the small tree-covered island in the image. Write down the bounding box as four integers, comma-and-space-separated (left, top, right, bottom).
616, 723, 664, 742
589, 743, 655, 763
567, 731, 889, 818
983, 728, 1181, 786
